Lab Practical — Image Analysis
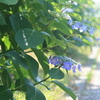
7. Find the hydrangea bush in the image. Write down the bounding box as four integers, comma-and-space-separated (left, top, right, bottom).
0, 0, 96, 100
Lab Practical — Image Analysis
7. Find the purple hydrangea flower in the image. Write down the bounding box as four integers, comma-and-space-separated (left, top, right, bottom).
48, 55, 82, 73
71, 22, 87, 32
79, 24, 87, 32
62, 62, 73, 70
77, 63, 82, 71
68, 20, 73, 25
48, 56, 62, 66
63, 8, 74, 13
71, 22, 81, 30
88, 27, 95, 35
72, 65, 76, 73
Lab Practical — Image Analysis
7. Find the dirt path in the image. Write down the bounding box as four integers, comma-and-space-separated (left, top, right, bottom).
65, 47, 100, 100
78, 47, 100, 100
79, 67, 100, 100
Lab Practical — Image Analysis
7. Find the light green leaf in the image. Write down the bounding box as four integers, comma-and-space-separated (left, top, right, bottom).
0, 12, 6, 25
15, 28, 44, 50
0, 0, 18, 5
52, 21, 71, 35
49, 68, 64, 79
82, 38, 92, 45
68, 13, 82, 21
52, 81, 76, 100
2, 36, 10, 50
74, 0, 88, 4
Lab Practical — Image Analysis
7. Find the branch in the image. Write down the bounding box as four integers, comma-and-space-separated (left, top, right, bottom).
39, 18, 55, 32
34, 76, 50, 86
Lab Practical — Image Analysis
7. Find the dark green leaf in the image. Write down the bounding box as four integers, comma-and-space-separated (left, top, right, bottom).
0, 85, 13, 100
0, 12, 6, 25
0, 0, 19, 5
49, 68, 64, 79
44, 1, 54, 11
52, 81, 76, 100
5, 51, 28, 69
26, 84, 46, 100
32, 48, 49, 75
15, 78, 32, 92
25, 55, 39, 80
15, 28, 44, 49
9, 13, 32, 32
1, 69, 12, 88
38, 0, 45, 5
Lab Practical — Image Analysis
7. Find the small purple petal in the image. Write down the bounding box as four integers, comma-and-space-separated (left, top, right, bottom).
88, 27, 95, 35
77, 63, 82, 71
62, 62, 73, 70
68, 20, 73, 25
49, 56, 62, 66
71, 22, 82, 30
72, 65, 76, 73
79, 24, 87, 32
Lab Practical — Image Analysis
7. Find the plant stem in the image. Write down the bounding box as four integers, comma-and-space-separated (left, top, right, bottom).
34, 76, 50, 86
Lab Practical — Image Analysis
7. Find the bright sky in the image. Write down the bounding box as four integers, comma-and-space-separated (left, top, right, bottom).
93, 0, 100, 4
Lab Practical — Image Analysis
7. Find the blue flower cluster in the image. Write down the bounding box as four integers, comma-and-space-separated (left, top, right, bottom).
68, 20, 95, 35
48, 56, 81, 73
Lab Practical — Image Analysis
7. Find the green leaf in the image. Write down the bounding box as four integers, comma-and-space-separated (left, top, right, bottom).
0, 0, 19, 5
5, 51, 28, 69
0, 56, 5, 66
34, 88, 46, 100
25, 55, 39, 80
82, 38, 92, 45
25, 0, 30, 8
32, 48, 49, 75
52, 21, 71, 35
1, 69, 12, 88
2, 36, 11, 50
9, 13, 32, 32
15, 78, 32, 92
15, 28, 44, 50
26, 84, 46, 100
51, 36, 66, 49
68, 13, 82, 21
0, 85, 13, 100
38, 0, 45, 5
31, 2, 43, 11
48, 68, 64, 79
44, 1, 54, 11
0, 12, 6, 25
52, 81, 76, 100
74, 0, 87, 4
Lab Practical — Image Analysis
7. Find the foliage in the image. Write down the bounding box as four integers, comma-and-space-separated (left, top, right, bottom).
0, 0, 96, 100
